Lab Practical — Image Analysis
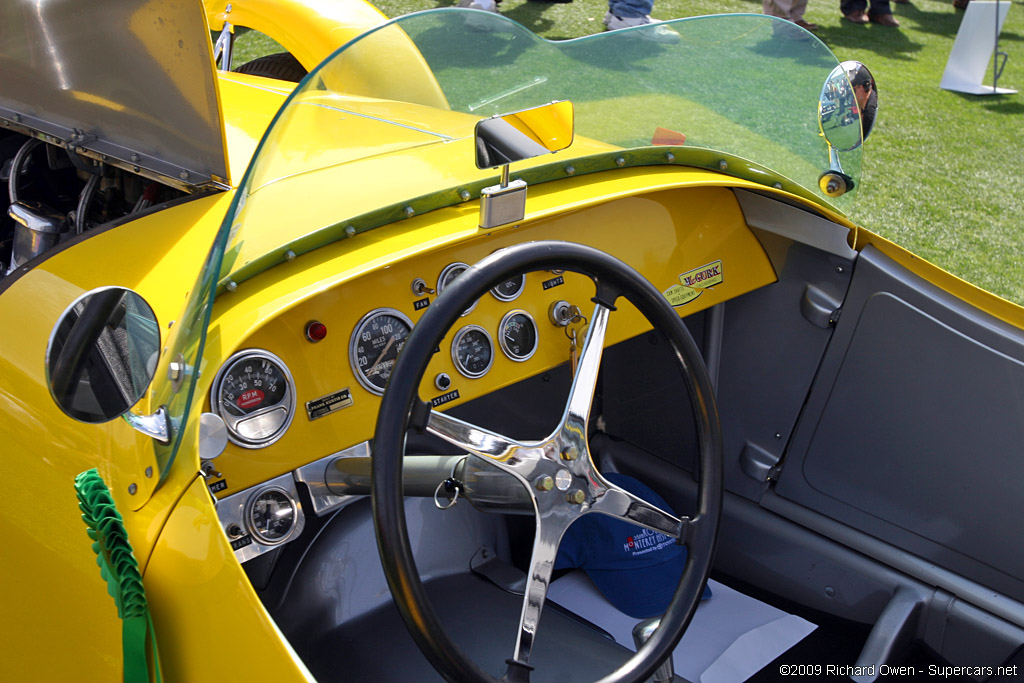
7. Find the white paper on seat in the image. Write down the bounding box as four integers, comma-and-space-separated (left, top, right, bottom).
547, 571, 816, 683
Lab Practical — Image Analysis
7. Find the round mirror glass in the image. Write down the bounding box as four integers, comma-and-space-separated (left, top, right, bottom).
46, 287, 160, 423
819, 61, 877, 152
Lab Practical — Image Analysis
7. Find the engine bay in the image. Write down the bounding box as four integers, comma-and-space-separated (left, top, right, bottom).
1, 131, 188, 278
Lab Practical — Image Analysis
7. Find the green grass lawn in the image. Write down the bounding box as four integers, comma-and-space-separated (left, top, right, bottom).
238, 1, 1024, 305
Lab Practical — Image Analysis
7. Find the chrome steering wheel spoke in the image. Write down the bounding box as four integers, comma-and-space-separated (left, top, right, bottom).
425, 408, 524, 465
510, 515, 570, 665
589, 482, 686, 540
563, 301, 612, 431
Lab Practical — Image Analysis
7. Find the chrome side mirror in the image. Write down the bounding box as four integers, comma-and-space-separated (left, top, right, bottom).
46, 286, 169, 441
818, 61, 875, 197
819, 60, 877, 152
475, 100, 574, 229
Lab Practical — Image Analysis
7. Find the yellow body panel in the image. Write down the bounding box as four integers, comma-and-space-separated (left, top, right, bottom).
0, 192, 232, 679
206, 0, 448, 109
218, 72, 293, 185
207, 0, 387, 70
145, 476, 315, 682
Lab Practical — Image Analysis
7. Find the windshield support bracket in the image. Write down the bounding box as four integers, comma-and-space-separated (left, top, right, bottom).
122, 405, 172, 444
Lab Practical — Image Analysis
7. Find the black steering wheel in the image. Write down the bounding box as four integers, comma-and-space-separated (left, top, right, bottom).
372, 241, 723, 683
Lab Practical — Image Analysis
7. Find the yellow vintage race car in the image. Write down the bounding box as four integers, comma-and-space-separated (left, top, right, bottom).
3, 1, 1023, 681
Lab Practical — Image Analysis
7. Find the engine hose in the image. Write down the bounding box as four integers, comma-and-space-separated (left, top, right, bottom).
7, 137, 43, 204
75, 173, 101, 234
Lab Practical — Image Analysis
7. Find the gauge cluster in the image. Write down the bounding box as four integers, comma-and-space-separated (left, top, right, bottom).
346, 263, 546, 388
209, 262, 559, 454
206, 258, 580, 536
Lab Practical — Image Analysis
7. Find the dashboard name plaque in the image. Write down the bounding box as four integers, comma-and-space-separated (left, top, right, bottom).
306, 388, 354, 420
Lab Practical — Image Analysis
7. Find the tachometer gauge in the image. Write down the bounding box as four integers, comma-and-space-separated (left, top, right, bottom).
491, 274, 526, 302
437, 262, 478, 316
212, 350, 296, 448
350, 308, 414, 395
245, 486, 298, 545
452, 325, 494, 378
499, 310, 539, 362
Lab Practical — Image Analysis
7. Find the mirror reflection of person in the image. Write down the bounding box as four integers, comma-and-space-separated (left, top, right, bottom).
849, 68, 877, 139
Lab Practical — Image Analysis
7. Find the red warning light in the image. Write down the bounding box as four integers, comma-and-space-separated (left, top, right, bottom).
305, 321, 328, 342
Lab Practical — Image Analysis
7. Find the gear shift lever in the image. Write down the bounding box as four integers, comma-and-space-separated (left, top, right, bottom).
632, 617, 676, 683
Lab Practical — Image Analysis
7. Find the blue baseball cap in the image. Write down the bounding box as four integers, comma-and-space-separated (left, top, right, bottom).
554, 472, 710, 619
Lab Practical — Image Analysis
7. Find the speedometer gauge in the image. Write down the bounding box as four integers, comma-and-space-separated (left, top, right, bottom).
452, 325, 494, 378
212, 350, 296, 448
499, 310, 539, 362
437, 262, 478, 316
350, 308, 414, 395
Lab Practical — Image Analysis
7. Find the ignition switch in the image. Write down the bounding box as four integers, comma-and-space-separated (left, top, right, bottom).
549, 300, 574, 327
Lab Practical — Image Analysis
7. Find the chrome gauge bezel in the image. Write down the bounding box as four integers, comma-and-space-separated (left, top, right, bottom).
437, 262, 478, 316
451, 324, 495, 379
490, 274, 526, 302
243, 485, 300, 546
349, 307, 414, 396
498, 309, 539, 362
210, 349, 296, 449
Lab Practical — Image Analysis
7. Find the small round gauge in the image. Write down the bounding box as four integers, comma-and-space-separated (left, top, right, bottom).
491, 274, 526, 302
437, 262, 478, 316
211, 350, 295, 448
499, 310, 539, 362
350, 308, 414, 395
451, 325, 494, 378
245, 486, 298, 545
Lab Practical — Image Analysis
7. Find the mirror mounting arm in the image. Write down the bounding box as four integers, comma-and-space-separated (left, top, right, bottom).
123, 405, 172, 444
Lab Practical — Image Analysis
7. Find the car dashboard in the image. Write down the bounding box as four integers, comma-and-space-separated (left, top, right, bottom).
200, 183, 779, 562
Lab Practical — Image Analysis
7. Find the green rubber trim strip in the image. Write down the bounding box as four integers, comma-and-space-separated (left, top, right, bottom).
75, 469, 162, 683
216, 146, 832, 296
